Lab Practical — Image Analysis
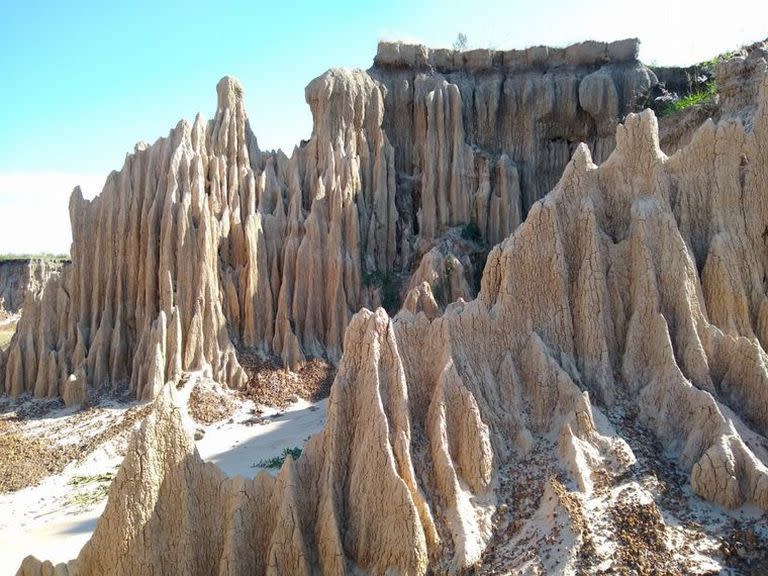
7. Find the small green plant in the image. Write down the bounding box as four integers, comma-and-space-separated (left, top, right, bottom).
381, 279, 401, 313
255, 446, 302, 469
68, 485, 110, 507
661, 81, 717, 116
363, 270, 387, 288
453, 33, 468, 51
66, 472, 115, 508
445, 254, 458, 276
68, 473, 115, 487
460, 222, 482, 243
699, 51, 737, 70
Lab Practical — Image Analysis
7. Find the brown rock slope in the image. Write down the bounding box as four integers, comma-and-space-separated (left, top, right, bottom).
16, 63, 768, 576
0, 39, 653, 402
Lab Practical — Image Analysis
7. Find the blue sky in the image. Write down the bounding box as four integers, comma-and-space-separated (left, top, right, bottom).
1, 0, 766, 253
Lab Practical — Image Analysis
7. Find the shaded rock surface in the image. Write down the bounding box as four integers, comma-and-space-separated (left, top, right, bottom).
15, 48, 768, 575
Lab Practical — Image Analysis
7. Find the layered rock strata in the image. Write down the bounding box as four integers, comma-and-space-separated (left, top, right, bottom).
16, 60, 768, 576
1, 39, 655, 401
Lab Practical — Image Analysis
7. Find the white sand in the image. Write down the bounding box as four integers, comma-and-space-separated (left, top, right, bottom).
195, 397, 327, 477
0, 436, 123, 571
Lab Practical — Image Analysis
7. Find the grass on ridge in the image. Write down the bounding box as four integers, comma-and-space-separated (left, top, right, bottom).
661, 81, 717, 116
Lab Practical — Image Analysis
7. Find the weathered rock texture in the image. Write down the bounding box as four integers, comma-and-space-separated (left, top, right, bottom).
1, 39, 655, 402
16, 45, 768, 576
0, 259, 64, 317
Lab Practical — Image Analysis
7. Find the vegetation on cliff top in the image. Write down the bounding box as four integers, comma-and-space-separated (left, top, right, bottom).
0, 253, 69, 262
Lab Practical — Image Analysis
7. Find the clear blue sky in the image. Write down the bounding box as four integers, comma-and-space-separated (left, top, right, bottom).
1, 0, 766, 253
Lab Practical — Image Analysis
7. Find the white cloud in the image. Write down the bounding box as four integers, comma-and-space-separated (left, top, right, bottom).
0, 172, 105, 255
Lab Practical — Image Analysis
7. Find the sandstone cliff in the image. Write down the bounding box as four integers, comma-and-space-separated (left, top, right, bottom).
15, 45, 768, 575
1, 39, 654, 402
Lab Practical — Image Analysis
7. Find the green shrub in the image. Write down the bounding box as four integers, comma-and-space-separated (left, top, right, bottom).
363, 270, 387, 287
66, 472, 116, 508
445, 254, 458, 275
661, 81, 717, 116
68, 473, 115, 487
255, 446, 303, 469
364, 268, 402, 314
699, 51, 737, 69
460, 222, 482, 243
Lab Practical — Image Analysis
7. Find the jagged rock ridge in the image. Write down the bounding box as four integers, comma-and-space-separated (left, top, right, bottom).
1, 39, 654, 402
15, 47, 768, 575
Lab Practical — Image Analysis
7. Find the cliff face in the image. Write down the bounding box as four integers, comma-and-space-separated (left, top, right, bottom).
1, 39, 655, 401
371, 38, 651, 241
0, 259, 64, 317
16, 64, 768, 574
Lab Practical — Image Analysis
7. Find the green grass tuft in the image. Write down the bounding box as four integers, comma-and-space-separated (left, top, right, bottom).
255, 446, 303, 469
66, 472, 116, 508
661, 81, 717, 116
68, 473, 116, 487
698, 51, 737, 70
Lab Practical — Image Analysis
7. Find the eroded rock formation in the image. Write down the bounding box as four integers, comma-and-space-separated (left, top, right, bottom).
1, 39, 655, 402
15, 44, 768, 575
0, 259, 64, 318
